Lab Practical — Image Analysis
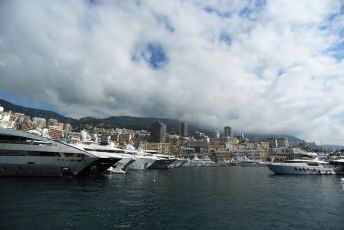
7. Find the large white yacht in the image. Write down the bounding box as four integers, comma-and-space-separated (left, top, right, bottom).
125, 150, 156, 170
144, 150, 177, 169
124, 147, 159, 170
0, 128, 106, 176
125, 147, 176, 170
72, 142, 134, 174
268, 158, 335, 175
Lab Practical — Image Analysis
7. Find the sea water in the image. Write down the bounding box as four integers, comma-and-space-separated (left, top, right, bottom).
0, 167, 343, 230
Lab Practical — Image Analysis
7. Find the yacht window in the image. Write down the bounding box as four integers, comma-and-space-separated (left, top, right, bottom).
84, 148, 95, 151
84, 148, 124, 153
28, 152, 59, 157
0, 134, 26, 143
0, 134, 52, 146
63, 153, 84, 157
0, 150, 27, 156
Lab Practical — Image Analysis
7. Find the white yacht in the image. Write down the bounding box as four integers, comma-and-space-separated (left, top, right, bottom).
0, 128, 104, 176
125, 147, 170, 170
125, 147, 157, 170
125, 148, 176, 170
144, 150, 177, 169
268, 158, 335, 175
183, 154, 218, 167
72, 143, 134, 174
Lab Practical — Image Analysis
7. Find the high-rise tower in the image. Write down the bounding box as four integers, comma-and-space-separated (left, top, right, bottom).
224, 126, 233, 138
150, 121, 167, 143
180, 121, 188, 137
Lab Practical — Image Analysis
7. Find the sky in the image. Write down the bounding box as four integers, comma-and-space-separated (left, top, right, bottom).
1, 0, 344, 144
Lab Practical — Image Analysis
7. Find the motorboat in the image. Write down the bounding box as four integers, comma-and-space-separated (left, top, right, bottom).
268, 158, 335, 175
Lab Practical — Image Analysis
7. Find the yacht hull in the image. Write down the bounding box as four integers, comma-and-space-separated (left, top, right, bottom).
148, 159, 176, 169
107, 158, 135, 174
128, 157, 156, 170
0, 155, 96, 177
168, 159, 187, 168
189, 160, 218, 167
77, 157, 121, 176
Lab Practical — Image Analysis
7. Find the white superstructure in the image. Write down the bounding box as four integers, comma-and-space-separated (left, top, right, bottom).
183, 154, 218, 167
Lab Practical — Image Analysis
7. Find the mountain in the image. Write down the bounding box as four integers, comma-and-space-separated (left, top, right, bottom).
0, 98, 77, 123
77, 116, 202, 134
1, 98, 341, 149
244, 134, 305, 146
0, 98, 199, 133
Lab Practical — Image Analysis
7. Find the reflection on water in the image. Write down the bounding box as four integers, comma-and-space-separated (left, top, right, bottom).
0, 167, 343, 230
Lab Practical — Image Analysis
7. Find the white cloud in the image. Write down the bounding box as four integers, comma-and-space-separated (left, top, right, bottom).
1, 0, 344, 144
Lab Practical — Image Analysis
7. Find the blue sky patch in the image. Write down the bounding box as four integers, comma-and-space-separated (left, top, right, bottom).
87, 0, 101, 6
219, 32, 232, 45
204, 6, 230, 18
155, 14, 175, 33
328, 41, 344, 60
329, 112, 344, 126
277, 69, 286, 77
146, 43, 168, 69
239, 0, 266, 19
132, 42, 169, 70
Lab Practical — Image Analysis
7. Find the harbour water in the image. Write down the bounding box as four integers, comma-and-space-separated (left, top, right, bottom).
1, 167, 343, 230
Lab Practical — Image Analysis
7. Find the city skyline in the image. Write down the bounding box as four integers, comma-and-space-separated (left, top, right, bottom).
1, 1, 344, 144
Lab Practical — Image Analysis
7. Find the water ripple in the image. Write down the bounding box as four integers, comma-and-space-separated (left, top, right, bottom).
0, 167, 343, 230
